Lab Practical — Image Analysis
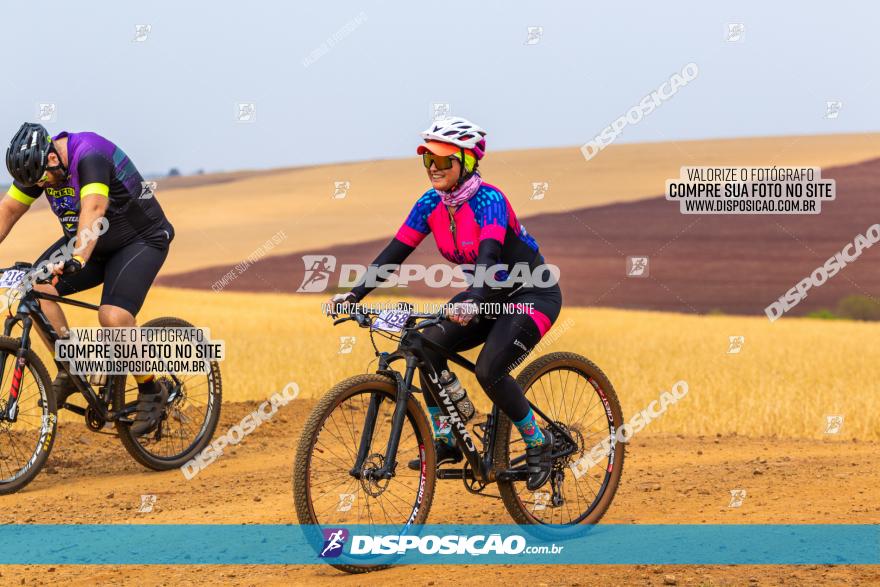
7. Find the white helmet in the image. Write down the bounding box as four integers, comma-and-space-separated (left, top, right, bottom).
420, 117, 487, 159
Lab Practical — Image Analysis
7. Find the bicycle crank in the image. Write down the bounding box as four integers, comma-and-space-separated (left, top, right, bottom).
462, 460, 487, 494
85, 406, 108, 432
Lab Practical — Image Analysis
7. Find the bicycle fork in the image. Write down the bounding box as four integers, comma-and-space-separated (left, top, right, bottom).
350, 356, 419, 481
0, 316, 34, 423
349, 357, 496, 486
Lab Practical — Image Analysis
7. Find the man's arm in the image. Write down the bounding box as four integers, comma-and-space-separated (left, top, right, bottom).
74, 191, 109, 262
70, 152, 113, 264
0, 192, 34, 246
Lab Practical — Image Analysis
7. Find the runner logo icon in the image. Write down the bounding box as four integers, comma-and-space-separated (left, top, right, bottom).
319, 528, 349, 558
298, 255, 337, 292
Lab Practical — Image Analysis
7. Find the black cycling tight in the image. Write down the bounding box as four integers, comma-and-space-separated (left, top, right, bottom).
36, 236, 170, 316
418, 285, 562, 422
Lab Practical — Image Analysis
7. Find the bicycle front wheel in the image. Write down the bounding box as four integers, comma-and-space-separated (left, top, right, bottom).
293, 374, 436, 573
0, 336, 56, 494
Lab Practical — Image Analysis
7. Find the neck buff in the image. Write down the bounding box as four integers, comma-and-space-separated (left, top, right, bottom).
437, 172, 482, 207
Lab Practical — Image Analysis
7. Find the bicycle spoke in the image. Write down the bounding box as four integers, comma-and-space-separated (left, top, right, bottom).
314, 437, 355, 466
307, 388, 426, 529
315, 478, 360, 518
328, 410, 359, 463
508, 362, 622, 525
125, 368, 219, 461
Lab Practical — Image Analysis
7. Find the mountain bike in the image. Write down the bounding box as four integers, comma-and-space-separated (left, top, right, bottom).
0, 262, 222, 494
293, 303, 625, 573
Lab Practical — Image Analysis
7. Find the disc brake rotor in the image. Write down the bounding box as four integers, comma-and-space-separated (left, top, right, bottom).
359, 453, 391, 497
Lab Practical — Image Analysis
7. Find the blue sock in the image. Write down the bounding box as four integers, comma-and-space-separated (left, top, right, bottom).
427, 407, 453, 445
514, 409, 545, 448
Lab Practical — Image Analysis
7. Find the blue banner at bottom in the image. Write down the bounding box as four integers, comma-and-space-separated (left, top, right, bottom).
0, 525, 876, 565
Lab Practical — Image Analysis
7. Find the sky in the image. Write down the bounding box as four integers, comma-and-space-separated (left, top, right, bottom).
2, 1, 877, 181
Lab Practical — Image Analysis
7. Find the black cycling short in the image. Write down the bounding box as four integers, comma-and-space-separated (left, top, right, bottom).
418, 283, 563, 423
35, 236, 170, 316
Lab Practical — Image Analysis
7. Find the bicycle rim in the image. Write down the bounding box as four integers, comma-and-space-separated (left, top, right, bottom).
301, 385, 431, 528
116, 367, 219, 460
0, 349, 55, 488
502, 357, 624, 526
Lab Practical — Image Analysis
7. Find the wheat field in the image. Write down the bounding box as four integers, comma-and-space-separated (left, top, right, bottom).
3, 133, 880, 274
27, 286, 879, 440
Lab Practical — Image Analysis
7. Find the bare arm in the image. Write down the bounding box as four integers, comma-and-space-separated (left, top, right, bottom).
0, 194, 30, 246
73, 192, 109, 263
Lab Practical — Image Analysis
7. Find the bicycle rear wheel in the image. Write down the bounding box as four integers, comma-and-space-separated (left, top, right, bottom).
113, 317, 222, 470
293, 373, 436, 573
494, 352, 625, 528
0, 337, 56, 494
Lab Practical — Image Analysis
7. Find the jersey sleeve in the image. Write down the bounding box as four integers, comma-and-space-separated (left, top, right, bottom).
394, 194, 434, 247
461, 187, 510, 303
349, 238, 416, 302
473, 187, 508, 244
7, 181, 42, 206
76, 151, 112, 197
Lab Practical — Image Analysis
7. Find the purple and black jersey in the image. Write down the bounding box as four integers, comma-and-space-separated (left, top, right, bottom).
9, 131, 173, 252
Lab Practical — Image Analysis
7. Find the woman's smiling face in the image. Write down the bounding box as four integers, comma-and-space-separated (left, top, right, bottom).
426, 156, 460, 192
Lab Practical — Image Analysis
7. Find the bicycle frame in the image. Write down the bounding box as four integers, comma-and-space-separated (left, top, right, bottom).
349, 317, 578, 486
0, 283, 135, 424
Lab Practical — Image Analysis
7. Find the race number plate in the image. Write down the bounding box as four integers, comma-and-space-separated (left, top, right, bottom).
0, 270, 26, 290
372, 309, 410, 333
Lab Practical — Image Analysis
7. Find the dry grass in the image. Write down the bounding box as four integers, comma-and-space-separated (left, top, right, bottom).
23, 287, 878, 440
3, 133, 880, 274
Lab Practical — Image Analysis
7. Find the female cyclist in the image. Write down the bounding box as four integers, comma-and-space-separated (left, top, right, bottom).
327, 117, 562, 490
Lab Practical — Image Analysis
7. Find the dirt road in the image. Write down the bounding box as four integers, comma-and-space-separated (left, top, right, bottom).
2, 401, 878, 586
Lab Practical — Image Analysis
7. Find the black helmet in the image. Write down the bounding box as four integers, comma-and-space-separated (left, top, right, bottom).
5, 123, 52, 186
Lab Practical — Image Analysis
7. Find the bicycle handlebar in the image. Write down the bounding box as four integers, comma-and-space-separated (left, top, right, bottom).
0, 261, 60, 286
0, 262, 33, 273
329, 302, 481, 332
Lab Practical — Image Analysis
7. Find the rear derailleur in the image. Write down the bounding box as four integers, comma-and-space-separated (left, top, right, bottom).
549, 468, 565, 507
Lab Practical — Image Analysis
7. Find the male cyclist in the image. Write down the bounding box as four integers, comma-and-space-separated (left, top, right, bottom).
2, 123, 175, 435
328, 117, 562, 490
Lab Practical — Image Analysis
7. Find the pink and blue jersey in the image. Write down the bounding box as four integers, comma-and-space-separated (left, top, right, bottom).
351, 182, 543, 303
396, 183, 539, 269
